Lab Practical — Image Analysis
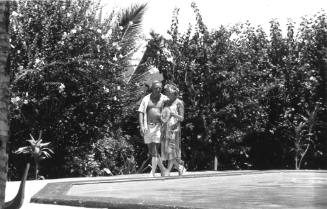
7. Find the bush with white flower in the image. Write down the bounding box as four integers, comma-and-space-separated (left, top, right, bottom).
8, 0, 147, 179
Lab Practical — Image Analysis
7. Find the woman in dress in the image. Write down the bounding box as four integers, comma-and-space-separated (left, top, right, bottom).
161, 83, 186, 176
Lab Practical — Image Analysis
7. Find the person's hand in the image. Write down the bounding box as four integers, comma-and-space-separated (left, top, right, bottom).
171, 112, 183, 121
171, 112, 178, 118
140, 126, 147, 136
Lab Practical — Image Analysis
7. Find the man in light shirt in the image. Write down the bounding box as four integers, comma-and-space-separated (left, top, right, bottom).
138, 80, 168, 177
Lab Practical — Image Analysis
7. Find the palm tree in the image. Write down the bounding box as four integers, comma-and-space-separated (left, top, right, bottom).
120, 5, 165, 95
0, 2, 29, 208
0, 1, 10, 208
111, 4, 153, 106
115, 4, 165, 103
118, 3, 147, 52
15, 131, 54, 180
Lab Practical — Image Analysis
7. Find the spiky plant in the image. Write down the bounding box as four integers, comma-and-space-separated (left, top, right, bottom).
15, 131, 54, 179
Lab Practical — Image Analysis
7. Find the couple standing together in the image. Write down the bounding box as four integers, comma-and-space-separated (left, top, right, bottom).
138, 80, 186, 177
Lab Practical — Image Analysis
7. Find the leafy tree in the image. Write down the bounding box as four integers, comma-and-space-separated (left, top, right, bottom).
8, 0, 147, 179
271, 15, 327, 169
7, 0, 327, 178
141, 3, 274, 170
142, 3, 327, 171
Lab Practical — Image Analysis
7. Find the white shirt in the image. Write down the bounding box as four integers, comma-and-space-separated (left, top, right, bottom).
138, 93, 168, 129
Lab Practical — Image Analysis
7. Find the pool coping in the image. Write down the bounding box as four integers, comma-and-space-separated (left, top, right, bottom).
30, 170, 327, 209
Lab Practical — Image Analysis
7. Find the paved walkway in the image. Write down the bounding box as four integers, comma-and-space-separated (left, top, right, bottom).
6, 170, 327, 209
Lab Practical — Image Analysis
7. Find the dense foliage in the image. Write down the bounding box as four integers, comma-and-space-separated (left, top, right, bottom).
140, 4, 327, 170
7, 1, 327, 179
8, 0, 146, 179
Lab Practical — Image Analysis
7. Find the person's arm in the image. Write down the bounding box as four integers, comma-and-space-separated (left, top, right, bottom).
139, 112, 145, 136
138, 96, 147, 136
171, 101, 184, 122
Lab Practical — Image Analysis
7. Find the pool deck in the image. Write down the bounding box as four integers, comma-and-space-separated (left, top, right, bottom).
5, 170, 327, 209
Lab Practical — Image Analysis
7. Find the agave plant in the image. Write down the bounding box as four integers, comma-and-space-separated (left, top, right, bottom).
15, 131, 54, 179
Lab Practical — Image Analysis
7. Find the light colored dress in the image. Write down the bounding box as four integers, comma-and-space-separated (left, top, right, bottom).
161, 98, 184, 161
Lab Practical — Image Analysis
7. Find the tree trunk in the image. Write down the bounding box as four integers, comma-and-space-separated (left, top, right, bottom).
214, 155, 218, 171
0, 1, 10, 208
34, 159, 39, 180
295, 155, 300, 170
323, 62, 327, 166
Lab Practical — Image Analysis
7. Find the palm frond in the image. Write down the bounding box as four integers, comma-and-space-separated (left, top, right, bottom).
119, 3, 147, 50
129, 66, 154, 83
124, 41, 148, 83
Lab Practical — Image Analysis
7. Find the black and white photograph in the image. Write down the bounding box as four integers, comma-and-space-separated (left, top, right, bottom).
1, 0, 327, 208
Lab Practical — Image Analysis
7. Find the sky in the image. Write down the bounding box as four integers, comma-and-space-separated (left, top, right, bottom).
101, 0, 327, 37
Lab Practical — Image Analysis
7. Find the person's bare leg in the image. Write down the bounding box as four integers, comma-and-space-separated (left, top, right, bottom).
150, 156, 158, 177
175, 160, 186, 176
151, 143, 166, 176
157, 156, 167, 176
166, 159, 174, 176
148, 143, 157, 177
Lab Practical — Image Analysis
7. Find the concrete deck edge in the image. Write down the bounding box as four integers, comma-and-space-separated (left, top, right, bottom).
30, 170, 327, 209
